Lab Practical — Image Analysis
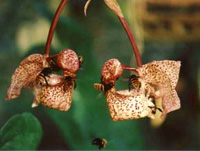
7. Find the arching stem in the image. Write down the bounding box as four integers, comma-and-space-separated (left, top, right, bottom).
122, 64, 138, 73
46, 54, 58, 61
118, 17, 142, 67
45, 0, 68, 55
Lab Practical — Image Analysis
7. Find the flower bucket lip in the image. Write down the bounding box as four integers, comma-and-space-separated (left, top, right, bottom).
34, 73, 74, 111
106, 87, 155, 121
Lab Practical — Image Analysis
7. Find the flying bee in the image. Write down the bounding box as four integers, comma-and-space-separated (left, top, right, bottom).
128, 74, 141, 91
94, 82, 114, 92
94, 83, 105, 91
92, 138, 107, 150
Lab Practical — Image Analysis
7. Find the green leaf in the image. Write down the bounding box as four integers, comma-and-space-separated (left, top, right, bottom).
0, 113, 42, 150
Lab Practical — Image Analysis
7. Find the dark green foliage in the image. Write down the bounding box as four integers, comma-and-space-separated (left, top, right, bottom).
0, 113, 42, 150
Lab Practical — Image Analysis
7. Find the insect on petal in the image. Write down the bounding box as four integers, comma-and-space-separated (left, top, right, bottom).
105, 88, 155, 121
34, 74, 74, 111
137, 60, 181, 118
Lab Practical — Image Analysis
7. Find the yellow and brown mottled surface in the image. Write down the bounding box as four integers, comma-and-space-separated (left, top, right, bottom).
137, 60, 181, 88
105, 86, 155, 121
137, 60, 181, 117
34, 74, 74, 111
6, 54, 48, 101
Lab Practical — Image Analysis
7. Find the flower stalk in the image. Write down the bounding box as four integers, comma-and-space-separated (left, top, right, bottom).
84, 0, 142, 67
122, 64, 138, 73
118, 17, 142, 67
45, 0, 68, 55
103, 0, 142, 67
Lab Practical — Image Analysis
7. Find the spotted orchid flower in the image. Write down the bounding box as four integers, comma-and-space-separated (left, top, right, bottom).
95, 59, 157, 121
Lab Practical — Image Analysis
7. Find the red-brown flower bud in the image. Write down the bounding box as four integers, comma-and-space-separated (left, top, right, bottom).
101, 59, 123, 84
57, 49, 79, 73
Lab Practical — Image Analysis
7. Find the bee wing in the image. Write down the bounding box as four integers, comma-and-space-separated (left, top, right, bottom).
120, 76, 129, 81
96, 92, 104, 99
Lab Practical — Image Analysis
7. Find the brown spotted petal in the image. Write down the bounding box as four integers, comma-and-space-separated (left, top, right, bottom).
159, 85, 180, 118
6, 54, 49, 101
101, 59, 123, 84
137, 60, 181, 88
33, 74, 74, 111
105, 87, 155, 121
136, 60, 181, 117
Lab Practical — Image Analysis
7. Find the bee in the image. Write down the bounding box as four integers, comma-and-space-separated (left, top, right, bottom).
92, 138, 107, 150
149, 105, 163, 114
94, 83, 105, 91
40, 59, 60, 86
94, 82, 114, 92
78, 56, 83, 65
128, 74, 141, 91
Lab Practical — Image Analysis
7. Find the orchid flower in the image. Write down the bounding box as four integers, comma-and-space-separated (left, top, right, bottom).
94, 59, 158, 121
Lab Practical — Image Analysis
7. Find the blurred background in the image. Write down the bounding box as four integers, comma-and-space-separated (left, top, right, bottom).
0, 0, 199, 150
